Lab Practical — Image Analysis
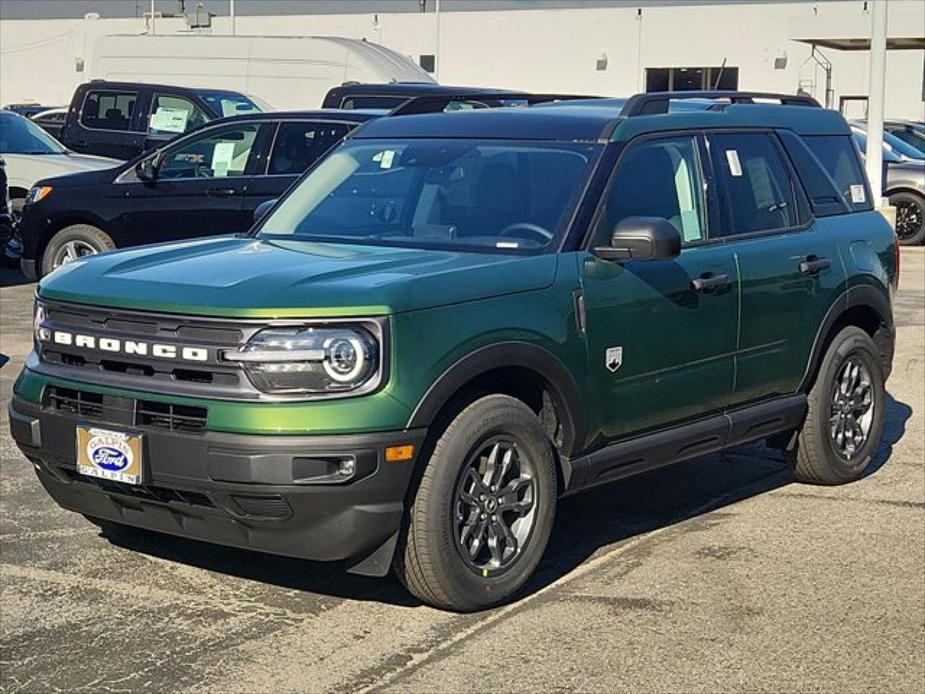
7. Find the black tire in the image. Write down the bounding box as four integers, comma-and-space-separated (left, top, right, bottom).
395, 395, 558, 612
789, 326, 885, 485
890, 191, 925, 246
40, 224, 115, 277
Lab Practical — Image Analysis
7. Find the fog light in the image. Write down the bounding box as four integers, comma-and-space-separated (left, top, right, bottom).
338, 459, 356, 477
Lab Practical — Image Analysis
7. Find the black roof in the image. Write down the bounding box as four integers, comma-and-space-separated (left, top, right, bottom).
326, 83, 527, 98
356, 105, 618, 142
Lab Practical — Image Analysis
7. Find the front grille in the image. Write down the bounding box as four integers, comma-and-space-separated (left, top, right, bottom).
45, 386, 104, 419
44, 386, 208, 433
36, 300, 260, 400
135, 400, 208, 433
60, 468, 214, 507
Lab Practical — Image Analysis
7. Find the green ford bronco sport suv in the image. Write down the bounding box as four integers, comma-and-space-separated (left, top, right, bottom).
10, 91, 898, 611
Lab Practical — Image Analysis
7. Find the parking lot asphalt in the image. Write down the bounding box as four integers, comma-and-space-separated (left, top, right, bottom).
1, 250, 923, 694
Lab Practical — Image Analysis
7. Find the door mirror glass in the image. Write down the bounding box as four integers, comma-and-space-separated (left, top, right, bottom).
135, 154, 160, 181
594, 216, 681, 262
254, 198, 278, 223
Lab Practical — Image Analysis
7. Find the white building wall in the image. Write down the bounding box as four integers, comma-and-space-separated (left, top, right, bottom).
1, 1, 922, 118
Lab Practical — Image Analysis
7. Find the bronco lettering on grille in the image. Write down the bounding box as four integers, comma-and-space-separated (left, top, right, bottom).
44, 330, 209, 362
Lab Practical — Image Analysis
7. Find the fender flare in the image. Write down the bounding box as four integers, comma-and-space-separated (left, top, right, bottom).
406, 341, 587, 457
799, 282, 894, 392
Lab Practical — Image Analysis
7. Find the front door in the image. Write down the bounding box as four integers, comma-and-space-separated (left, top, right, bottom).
117, 121, 271, 245
580, 134, 738, 441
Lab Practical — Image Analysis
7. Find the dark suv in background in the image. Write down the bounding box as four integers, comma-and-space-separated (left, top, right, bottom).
58, 80, 268, 160
18, 109, 376, 278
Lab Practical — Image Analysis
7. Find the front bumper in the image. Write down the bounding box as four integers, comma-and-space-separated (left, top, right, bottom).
9, 395, 426, 574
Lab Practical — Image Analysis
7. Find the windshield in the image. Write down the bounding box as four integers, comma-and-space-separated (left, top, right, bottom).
0, 111, 66, 154
197, 91, 266, 118
887, 126, 925, 155
258, 139, 600, 253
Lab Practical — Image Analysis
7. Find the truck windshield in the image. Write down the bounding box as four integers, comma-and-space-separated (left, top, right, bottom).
258, 139, 600, 253
198, 91, 267, 118
0, 111, 66, 155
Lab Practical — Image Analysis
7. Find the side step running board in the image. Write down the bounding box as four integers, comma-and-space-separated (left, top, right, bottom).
563, 395, 807, 495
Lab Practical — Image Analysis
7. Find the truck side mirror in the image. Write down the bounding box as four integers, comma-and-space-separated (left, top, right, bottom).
254, 198, 278, 224
135, 154, 160, 182
594, 216, 682, 262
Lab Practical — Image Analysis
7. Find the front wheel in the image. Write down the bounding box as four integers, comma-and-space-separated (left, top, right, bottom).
394, 395, 558, 611
789, 326, 886, 485
890, 191, 925, 246
41, 224, 115, 276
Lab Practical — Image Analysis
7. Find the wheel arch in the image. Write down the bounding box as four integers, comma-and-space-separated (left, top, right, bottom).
406, 342, 587, 460
799, 284, 894, 392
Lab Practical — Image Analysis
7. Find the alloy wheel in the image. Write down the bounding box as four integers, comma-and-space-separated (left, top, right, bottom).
53, 240, 98, 268
895, 199, 923, 242
453, 438, 537, 574
829, 356, 875, 460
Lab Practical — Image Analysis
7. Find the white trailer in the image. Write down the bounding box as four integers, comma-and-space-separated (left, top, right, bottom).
90, 34, 435, 110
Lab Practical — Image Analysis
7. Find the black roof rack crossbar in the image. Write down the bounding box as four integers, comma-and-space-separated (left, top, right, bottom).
619, 91, 821, 117
389, 92, 599, 116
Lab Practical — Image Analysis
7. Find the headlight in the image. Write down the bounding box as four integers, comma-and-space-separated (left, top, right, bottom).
26, 185, 53, 205
33, 299, 49, 344
223, 324, 382, 395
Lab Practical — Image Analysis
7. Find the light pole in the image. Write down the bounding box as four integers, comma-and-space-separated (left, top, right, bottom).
230, 0, 236, 36
865, 0, 888, 209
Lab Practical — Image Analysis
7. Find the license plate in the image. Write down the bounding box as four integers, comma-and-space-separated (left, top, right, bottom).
76, 426, 144, 485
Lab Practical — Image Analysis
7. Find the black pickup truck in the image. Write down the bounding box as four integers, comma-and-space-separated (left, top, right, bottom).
57, 81, 268, 160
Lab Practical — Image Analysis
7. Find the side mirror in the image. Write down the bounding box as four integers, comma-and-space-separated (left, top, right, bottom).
135, 154, 160, 182
254, 198, 278, 224
594, 216, 681, 262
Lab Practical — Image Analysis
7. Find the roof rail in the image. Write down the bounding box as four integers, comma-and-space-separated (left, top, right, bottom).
390, 92, 598, 116
619, 91, 821, 117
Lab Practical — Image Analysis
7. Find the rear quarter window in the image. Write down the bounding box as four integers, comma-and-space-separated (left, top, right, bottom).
804, 135, 873, 212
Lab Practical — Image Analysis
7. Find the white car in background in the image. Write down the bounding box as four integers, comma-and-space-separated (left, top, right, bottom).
0, 110, 118, 265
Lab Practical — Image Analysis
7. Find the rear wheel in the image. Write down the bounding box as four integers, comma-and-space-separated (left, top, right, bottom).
394, 395, 558, 611
890, 191, 925, 246
789, 326, 885, 485
41, 224, 114, 276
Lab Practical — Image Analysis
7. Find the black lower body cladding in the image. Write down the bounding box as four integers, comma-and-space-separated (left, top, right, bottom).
9, 396, 426, 573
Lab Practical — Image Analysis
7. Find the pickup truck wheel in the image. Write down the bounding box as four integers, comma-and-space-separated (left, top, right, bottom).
789, 326, 885, 485
395, 394, 557, 611
890, 191, 925, 246
41, 224, 115, 276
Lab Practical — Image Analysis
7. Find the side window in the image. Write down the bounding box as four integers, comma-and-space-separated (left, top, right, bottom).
595, 136, 706, 244
148, 94, 210, 135
158, 124, 262, 179
81, 90, 137, 131
340, 95, 407, 110
711, 132, 799, 235
268, 121, 353, 175
803, 135, 872, 212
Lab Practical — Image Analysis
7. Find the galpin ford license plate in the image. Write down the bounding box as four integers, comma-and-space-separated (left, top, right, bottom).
76, 426, 144, 485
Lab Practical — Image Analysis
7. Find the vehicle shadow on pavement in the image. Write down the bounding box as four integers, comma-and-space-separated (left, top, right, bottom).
97, 393, 912, 609
0, 267, 31, 288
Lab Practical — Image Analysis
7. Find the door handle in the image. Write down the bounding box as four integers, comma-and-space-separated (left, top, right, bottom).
205, 188, 237, 197
691, 273, 731, 293
799, 256, 832, 276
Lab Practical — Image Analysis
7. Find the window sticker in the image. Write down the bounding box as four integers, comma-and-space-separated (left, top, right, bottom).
850, 184, 866, 204
725, 149, 743, 177
373, 150, 396, 169
211, 141, 236, 177
150, 107, 189, 134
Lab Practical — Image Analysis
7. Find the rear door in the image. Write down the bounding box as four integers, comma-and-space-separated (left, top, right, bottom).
116, 121, 272, 245
66, 87, 144, 159
241, 119, 357, 223
708, 130, 846, 406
